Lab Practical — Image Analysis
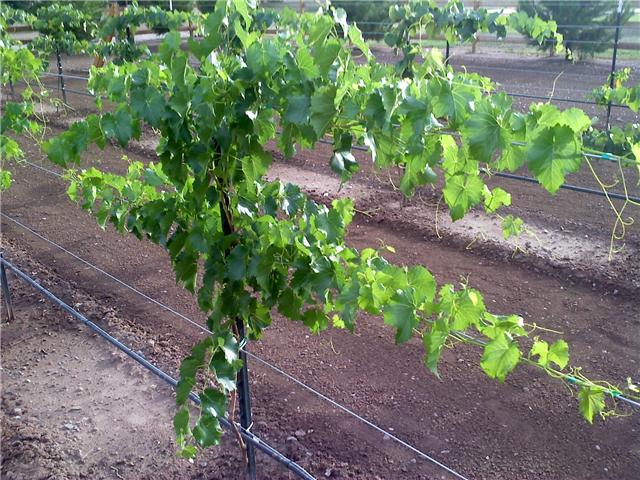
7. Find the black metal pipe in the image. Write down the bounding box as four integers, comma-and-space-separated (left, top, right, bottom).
55, 47, 67, 104
0, 253, 15, 321
605, 0, 624, 129
219, 192, 257, 479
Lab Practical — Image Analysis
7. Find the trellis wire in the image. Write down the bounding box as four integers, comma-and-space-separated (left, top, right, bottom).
0, 255, 316, 480
0, 211, 471, 480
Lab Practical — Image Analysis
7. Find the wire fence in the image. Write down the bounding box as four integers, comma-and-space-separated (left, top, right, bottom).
18, 66, 640, 205
0, 255, 316, 480
0, 212, 471, 480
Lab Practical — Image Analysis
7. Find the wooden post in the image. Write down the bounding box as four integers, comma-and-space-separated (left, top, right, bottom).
471, 0, 480, 54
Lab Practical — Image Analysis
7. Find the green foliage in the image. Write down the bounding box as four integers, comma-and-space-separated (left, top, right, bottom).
33, 1, 638, 456
333, 0, 392, 40
518, 0, 634, 59
383, 0, 564, 75
0, 27, 45, 190
29, 3, 98, 54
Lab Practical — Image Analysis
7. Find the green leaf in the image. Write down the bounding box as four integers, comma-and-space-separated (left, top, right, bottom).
406, 265, 436, 307
578, 386, 605, 424
463, 97, 511, 163
333, 8, 348, 37
241, 148, 271, 183
283, 94, 310, 125
383, 290, 418, 344
200, 387, 228, 419
502, 214, 524, 239
131, 86, 165, 127
483, 186, 511, 213
0, 170, 11, 191
559, 108, 591, 133
527, 125, 582, 194
423, 319, 449, 376
399, 155, 438, 197
303, 308, 328, 334
173, 406, 190, 437
309, 86, 336, 138
43, 136, 71, 166
312, 38, 341, 76
440, 287, 485, 331
348, 24, 371, 57
548, 339, 569, 369
443, 174, 484, 221
296, 45, 319, 78
246, 40, 281, 77
480, 333, 521, 382
429, 78, 477, 127
174, 250, 198, 293
226, 245, 248, 282
193, 411, 222, 447
330, 151, 359, 180
530, 339, 550, 366
308, 15, 334, 48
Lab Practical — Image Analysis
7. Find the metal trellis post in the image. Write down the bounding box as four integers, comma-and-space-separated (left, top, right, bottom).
605, 0, 624, 130
0, 253, 15, 322
236, 318, 257, 479
55, 47, 67, 104
219, 194, 257, 480
445, 40, 450, 65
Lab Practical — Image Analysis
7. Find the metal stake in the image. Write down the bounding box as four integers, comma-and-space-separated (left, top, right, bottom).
236, 318, 257, 479
0, 254, 15, 322
56, 48, 67, 104
445, 40, 450, 65
219, 195, 257, 480
605, 0, 624, 130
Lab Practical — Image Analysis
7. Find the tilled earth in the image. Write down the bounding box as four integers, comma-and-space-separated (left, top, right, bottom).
2, 49, 640, 479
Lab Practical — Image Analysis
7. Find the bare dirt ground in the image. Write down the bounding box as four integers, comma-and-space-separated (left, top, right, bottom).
2, 49, 640, 479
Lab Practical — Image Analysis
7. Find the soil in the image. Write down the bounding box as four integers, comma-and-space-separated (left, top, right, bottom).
2, 50, 640, 479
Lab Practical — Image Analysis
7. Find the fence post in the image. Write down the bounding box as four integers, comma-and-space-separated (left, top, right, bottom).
219, 193, 257, 479
236, 319, 257, 479
605, 0, 624, 130
445, 40, 450, 65
471, 0, 480, 54
55, 47, 67, 104
0, 254, 15, 322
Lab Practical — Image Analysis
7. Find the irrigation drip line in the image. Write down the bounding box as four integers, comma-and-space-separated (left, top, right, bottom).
41, 71, 91, 82
23, 160, 63, 178
487, 170, 640, 203
0, 212, 210, 337
0, 256, 316, 480
0, 211, 471, 480
448, 62, 637, 81
500, 91, 625, 108
245, 350, 474, 479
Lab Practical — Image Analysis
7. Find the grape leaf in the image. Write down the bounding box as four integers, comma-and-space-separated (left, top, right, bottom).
480, 333, 521, 382
443, 174, 484, 221
578, 386, 605, 424
527, 125, 582, 194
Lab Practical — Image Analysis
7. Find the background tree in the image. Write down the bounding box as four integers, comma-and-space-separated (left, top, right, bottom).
518, 0, 634, 59
4, 1, 106, 18
333, 1, 393, 40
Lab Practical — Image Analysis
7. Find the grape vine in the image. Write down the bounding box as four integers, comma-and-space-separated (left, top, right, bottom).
0, 6, 46, 191
3, 0, 639, 462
